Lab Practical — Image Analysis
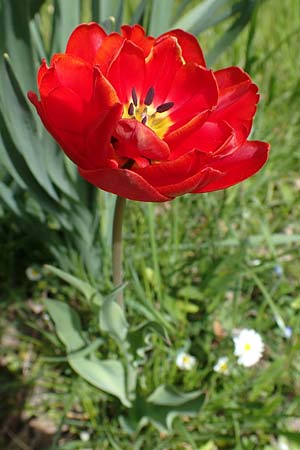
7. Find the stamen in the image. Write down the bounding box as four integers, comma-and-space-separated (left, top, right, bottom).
128, 102, 134, 116
141, 116, 147, 125
132, 87, 138, 106
156, 102, 174, 113
144, 86, 155, 106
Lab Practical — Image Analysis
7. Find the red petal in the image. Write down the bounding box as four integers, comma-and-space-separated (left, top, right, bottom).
133, 148, 214, 187
85, 103, 123, 169
211, 66, 259, 134
113, 119, 170, 161
196, 141, 270, 192
41, 54, 94, 101
165, 111, 210, 152
94, 33, 125, 76
90, 67, 120, 120
121, 24, 155, 57
167, 63, 218, 124
37, 58, 48, 88
43, 86, 85, 132
66, 22, 106, 65
50, 129, 87, 167
168, 120, 234, 160
143, 36, 184, 106
158, 167, 221, 197
78, 166, 169, 202
158, 29, 206, 66
29, 90, 88, 166
106, 40, 145, 104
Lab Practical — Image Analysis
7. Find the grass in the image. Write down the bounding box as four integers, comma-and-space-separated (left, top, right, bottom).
1, 0, 300, 448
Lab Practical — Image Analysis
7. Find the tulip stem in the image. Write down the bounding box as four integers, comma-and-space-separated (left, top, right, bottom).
112, 195, 126, 307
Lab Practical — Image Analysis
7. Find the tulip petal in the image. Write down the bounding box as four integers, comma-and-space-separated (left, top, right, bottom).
211, 66, 259, 134
113, 119, 170, 162
91, 67, 120, 117
85, 103, 123, 169
168, 120, 234, 160
143, 36, 184, 106
43, 86, 85, 132
133, 149, 214, 187
37, 58, 48, 87
78, 166, 170, 202
94, 33, 125, 75
167, 63, 218, 124
41, 54, 94, 101
195, 141, 270, 192
121, 24, 155, 57
165, 111, 210, 152
158, 29, 206, 66
158, 167, 222, 197
106, 40, 145, 104
66, 22, 106, 64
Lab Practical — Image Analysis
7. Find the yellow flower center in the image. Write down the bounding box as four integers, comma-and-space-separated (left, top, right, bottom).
122, 86, 174, 139
182, 355, 191, 365
244, 343, 251, 351
220, 362, 228, 372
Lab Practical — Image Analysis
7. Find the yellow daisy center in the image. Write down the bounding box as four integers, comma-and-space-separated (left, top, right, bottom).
220, 362, 228, 372
183, 355, 191, 364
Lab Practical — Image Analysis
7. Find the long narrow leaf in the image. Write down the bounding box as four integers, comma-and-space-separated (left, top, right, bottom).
207, 0, 258, 65
51, 0, 81, 53
172, 0, 231, 34
1, 54, 58, 200
148, 0, 173, 36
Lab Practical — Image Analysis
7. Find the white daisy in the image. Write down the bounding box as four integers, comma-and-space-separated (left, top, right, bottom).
213, 356, 230, 375
26, 266, 42, 281
233, 329, 264, 367
80, 431, 90, 442
176, 351, 196, 371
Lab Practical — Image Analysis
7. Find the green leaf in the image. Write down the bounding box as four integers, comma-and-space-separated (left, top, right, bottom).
127, 321, 168, 365
100, 297, 128, 341
172, 0, 231, 34
91, 0, 123, 29
68, 357, 131, 407
148, 0, 174, 36
42, 134, 79, 202
45, 264, 102, 305
45, 299, 86, 353
0, 113, 65, 216
147, 385, 203, 406
0, 181, 21, 215
129, 0, 148, 25
121, 387, 205, 433
0, 0, 36, 95
199, 442, 218, 450
1, 54, 59, 201
207, 0, 258, 65
51, 0, 81, 53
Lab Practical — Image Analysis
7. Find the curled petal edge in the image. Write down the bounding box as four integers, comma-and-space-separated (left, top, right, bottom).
78, 166, 170, 202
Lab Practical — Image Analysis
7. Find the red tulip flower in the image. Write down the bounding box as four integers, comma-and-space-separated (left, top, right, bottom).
28, 23, 270, 202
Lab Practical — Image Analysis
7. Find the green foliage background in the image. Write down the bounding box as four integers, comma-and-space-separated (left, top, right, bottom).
1, 0, 300, 449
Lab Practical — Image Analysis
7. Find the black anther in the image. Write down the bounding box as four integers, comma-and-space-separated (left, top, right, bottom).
156, 102, 174, 113
132, 87, 138, 106
128, 102, 134, 116
141, 116, 147, 125
144, 86, 155, 105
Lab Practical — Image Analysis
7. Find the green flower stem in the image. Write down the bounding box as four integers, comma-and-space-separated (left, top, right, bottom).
112, 195, 126, 307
